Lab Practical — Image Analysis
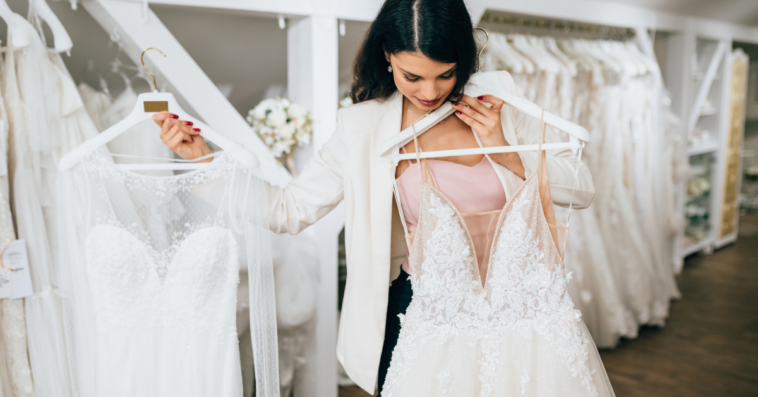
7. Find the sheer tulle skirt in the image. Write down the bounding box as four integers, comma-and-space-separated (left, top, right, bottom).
384, 322, 614, 397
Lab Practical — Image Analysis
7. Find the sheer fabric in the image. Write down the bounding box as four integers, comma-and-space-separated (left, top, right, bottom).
57, 147, 279, 397
385, 121, 613, 396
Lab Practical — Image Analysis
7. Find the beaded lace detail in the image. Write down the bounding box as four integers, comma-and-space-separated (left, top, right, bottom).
382, 174, 598, 397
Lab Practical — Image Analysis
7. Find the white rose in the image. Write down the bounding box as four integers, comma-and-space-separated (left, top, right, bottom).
267, 108, 288, 128
275, 124, 294, 140
295, 128, 311, 145
253, 98, 275, 120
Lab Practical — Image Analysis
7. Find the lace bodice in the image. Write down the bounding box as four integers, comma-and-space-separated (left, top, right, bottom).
86, 225, 239, 333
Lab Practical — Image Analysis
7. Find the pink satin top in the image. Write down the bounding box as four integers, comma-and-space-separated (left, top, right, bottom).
396, 155, 506, 275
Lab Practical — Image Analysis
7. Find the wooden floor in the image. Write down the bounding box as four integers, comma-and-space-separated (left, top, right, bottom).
339, 215, 758, 397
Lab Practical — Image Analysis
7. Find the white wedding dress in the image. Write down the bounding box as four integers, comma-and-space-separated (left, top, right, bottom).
78, 83, 113, 132
0, 61, 35, 397
383, 125, 614, 397
58, 147, 279, 397
4, 19, 72, 396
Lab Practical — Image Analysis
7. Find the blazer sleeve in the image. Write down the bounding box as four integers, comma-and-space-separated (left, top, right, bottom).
265, 127, 346, 234
496, 71, 595, 209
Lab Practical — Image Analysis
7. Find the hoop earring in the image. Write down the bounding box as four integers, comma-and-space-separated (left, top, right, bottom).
388, 65, 393, 73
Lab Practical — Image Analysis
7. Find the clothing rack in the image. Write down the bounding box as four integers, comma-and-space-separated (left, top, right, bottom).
479, 12, 636, 40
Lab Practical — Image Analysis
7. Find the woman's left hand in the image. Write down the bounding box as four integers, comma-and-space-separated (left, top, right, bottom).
452, 94, 526, 178
451, 94, 507, 148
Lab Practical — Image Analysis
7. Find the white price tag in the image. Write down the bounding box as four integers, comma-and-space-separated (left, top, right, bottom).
0, 240, 33, 300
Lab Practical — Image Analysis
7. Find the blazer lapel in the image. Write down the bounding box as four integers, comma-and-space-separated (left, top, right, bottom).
369, 91, 404, 332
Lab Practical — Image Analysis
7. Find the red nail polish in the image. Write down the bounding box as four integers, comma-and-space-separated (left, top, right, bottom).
184, 121, 194, 126
477, 96, 485, 100
170, 113, 179, 119
455, 110, 462, 115
451, 101, 459, 105
193, 128, 201, 132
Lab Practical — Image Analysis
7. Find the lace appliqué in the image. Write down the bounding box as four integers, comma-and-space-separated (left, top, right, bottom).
90, 212, 222, 283
436, 368, 452, 394
81, 147, 244, 204
521, 368, 530, 395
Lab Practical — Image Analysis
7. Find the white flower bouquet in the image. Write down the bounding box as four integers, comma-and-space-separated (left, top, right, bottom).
247, 97, 313, 176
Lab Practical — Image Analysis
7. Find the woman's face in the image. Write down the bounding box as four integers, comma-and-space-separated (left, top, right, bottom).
386, 51, 457, 112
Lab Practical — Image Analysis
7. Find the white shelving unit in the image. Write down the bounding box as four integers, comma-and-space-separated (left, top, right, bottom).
662, 31, 751, 268
678, 36, 729, 260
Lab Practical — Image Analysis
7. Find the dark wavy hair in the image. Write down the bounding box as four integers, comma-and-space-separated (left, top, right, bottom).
349, 0, 477, 104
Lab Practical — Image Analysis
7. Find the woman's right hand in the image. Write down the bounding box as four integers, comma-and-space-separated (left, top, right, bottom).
152, 112, 214, 161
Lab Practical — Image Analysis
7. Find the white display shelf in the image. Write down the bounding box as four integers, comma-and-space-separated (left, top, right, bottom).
682, 236, 714, 257
688, 142, 720, 156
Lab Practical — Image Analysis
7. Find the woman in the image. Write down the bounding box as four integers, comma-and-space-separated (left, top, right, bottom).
152, 0, 604, 395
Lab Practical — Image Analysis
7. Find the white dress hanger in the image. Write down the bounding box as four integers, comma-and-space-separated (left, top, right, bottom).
625, 41, 658, 75
490, 33, 523, 74
0, 1, 31, 49
28, 0, 73, 53
602, 40, 638, 77
544, 37, 577, 77
530, 36, 561, 74
557, 39, 592, 73
381, 72, 589, 162
513, 35, 549, 72
502, 34, 535, 74
380, 29, 589, 163
59, 48, 259, 172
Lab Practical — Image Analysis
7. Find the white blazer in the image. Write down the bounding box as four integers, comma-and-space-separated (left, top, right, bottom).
265, 71, 594, 393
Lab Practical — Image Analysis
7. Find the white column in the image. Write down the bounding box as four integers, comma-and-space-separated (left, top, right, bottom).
287, 15, 342, 397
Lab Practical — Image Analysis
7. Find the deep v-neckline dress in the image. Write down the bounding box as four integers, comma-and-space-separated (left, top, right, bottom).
383, 122, 615, 397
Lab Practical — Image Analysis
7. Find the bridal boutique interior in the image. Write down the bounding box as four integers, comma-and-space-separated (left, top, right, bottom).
0, 1, 756, 397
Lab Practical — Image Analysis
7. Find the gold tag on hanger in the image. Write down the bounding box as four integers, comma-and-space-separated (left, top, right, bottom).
144, 101, 169, 112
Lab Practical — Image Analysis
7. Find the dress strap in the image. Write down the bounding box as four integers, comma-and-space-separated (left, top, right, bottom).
391, 166, 410, 237
536, 109, 565, 257
390, 123, 423, 239
537, 109, 548, 186
535, 109, 584, 258
410, 124, 439, 190
537, 109, 551, 211
561, 141, 584, 255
